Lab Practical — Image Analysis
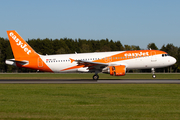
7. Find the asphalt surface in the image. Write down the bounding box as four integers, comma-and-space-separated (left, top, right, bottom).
0, 79, 180, 84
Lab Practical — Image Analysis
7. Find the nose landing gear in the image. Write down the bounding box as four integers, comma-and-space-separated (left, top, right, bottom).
151, 68, 156, 78
152, 74, 156, 78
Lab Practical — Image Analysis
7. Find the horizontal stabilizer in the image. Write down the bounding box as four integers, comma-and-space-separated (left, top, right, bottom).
5, 59, 29, 66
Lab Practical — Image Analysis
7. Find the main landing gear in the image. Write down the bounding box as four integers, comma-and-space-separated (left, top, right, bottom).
151, 68, 156, 78
93, 74, 99, 80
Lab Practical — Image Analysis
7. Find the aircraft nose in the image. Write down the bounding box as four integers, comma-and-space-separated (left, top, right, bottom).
170, 57, 177, 65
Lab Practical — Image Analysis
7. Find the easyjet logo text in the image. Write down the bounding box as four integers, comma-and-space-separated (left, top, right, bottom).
124, 52, 149, 57
9, 32, 31, 55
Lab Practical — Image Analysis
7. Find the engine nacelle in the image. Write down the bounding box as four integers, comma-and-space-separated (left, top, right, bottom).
109, 65, 126, 76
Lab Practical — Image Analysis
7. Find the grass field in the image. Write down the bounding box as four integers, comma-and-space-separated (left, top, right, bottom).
0, 73, 180, 79
0, 73, 180, 119
0, 84, 180, 120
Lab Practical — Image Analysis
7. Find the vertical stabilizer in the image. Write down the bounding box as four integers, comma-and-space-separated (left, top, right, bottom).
7, 30, 38, 59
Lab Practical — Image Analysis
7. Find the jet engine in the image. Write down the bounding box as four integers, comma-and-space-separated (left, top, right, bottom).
109, 65, 126, 76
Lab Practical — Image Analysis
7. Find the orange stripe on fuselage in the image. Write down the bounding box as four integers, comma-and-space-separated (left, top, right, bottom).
61, 65, 84, 71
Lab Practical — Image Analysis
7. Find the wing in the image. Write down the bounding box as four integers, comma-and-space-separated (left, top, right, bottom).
69, 58, 108, 71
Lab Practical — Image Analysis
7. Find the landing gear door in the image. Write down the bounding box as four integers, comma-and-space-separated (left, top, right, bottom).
151, 51, 157, 62
38, 57, 43, 67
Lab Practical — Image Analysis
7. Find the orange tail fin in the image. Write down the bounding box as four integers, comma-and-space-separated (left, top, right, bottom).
7, 30, 38, 59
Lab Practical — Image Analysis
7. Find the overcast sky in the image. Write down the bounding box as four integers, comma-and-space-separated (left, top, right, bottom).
1, 0, 180, 49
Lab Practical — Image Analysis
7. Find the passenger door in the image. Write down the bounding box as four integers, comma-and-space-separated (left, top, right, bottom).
151, 51, 157, 62
38, 57, 43, 67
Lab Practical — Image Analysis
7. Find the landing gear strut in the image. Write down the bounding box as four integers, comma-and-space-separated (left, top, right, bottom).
151, 68, 156, 78
93, 74, 99, 80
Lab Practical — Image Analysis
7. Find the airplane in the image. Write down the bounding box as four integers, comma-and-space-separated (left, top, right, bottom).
5, 30, 176, 80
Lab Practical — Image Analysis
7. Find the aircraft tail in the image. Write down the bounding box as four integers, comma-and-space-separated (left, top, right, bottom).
6, 30, 53, 72
7, 30, 38, 59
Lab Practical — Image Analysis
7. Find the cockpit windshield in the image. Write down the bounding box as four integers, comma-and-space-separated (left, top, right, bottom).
162, 54, 170, 57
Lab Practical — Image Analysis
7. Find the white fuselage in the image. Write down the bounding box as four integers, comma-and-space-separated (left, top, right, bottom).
40, 51, 176, 73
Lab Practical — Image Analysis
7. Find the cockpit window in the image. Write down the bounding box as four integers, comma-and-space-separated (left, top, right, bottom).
162, 54, 169, 57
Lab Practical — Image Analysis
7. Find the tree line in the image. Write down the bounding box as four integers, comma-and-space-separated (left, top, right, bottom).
0, 37, 179, 72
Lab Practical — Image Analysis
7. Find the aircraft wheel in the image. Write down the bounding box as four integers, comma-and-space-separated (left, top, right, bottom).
152, 74, 156, 78
93, 74, 99, 80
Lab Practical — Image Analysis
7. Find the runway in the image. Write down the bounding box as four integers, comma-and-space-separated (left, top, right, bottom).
0, 79, 180, 84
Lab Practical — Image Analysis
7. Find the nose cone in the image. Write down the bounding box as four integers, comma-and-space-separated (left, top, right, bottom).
170, 57, 177, 65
